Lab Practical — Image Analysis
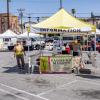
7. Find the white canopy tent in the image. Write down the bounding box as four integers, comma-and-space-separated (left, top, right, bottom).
92, 29, 100, 35
18, 31, 43, 38
0, 30, 18, 38
0, 30, 18, 50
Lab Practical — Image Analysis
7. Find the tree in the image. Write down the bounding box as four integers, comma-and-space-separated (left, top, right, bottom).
91, 12, 95, 25
91, 12, 94, 18
71, 9, 76, 17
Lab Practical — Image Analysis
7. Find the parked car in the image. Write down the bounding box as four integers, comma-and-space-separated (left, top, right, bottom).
31, 37, 45, 50
62, 36, 74, 44
44, 43, 53, 50
45, 37, 53, 43
53, 46, 62, 54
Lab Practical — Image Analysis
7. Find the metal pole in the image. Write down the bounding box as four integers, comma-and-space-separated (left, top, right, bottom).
7, 0, 10, 29
27, 15, 31, 73
36, 17, 42, 56
17, 8, 25, 34
93, 30, 97, 68
94, 31, 97, 53
20, 13, 23, 34
40, 33, 42, 56
28, 31, 30, 73
87, 33, 88, 51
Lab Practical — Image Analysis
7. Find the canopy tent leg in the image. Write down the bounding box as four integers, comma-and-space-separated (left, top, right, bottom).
87, 33, 89, 51
94, 31, 97, 53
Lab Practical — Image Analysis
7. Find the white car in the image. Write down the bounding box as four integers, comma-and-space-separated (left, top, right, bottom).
31, 38, 45, 49
44, 43, 53, 50
53, 46, 62, 54
31, 38, 45, 45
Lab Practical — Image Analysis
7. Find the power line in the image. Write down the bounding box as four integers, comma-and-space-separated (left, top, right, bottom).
10, 0, 58, 3
12, 11, 100, 15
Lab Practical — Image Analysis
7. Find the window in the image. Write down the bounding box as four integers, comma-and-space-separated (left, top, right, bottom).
63, 37, 73, 40
31, 38, 36, 42
3, 38, 11, 42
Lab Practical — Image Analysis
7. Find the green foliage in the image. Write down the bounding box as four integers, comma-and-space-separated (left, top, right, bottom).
71, 9, 76, 15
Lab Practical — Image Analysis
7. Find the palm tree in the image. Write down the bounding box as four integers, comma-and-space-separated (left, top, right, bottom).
91, 12, 95, 25
71, 9, 76, 17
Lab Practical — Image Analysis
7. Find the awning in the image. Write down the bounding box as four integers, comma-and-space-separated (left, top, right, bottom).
33, 8, 96, 33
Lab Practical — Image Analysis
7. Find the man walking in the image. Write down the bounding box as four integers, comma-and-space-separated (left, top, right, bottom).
14, 41, 25, 70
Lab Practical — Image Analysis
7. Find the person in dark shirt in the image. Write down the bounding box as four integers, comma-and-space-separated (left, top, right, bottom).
91, 38, 95, 51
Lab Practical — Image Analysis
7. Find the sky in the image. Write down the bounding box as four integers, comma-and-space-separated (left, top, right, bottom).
0, 0, 100, 22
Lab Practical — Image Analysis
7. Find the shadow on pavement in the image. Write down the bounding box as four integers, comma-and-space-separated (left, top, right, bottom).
2, 63, 29, 74
76, 74, 100, 79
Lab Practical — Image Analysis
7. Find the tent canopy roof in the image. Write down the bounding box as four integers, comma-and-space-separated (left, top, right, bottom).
18, 31, 41, 38
33, 8, 96, 32
0, 29, 17, 38
92, 29, 100, 35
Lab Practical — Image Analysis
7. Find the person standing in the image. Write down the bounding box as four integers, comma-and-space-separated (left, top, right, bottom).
98, 43, 100, 53
91, 38, 95, 51
14, 41, 25, 70
72, 40, 81, 56
62, 44, 66, 54
65, 43, 70, 54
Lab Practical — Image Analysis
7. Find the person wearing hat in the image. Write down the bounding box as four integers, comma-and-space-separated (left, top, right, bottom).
72, 40, 81, 56
14, 41, 25, 70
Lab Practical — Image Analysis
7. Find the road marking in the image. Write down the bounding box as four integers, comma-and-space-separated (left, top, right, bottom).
81, 80, 100, 86
0, 82, 49, 100
0, 88, 29, 100
38, 80, 78, 96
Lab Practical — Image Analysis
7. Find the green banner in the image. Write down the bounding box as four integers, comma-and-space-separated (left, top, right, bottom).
50, 55, 72, 72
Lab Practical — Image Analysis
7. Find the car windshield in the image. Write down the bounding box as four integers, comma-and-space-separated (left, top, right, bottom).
53, 37, 60, 40
34, 37, 44, 41
63, 37, 73, 40
45, 38, 53, 42
31, 38, 36, 42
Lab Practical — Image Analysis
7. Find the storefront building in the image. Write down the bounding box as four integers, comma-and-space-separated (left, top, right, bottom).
0, 13, 20, 34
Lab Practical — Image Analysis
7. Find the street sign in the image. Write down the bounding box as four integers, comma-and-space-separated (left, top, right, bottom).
27, 26, 30, 33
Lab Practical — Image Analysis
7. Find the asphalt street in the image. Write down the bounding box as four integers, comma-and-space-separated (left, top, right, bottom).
0, 51, 100, 100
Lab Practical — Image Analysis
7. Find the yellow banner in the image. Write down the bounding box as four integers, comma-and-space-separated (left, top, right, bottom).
40, 57, 50, 73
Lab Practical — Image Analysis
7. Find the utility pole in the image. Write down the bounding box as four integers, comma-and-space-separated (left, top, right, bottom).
17, 8, 25, 34
7, 0, 11, 29
27, 14, 32, 32
27, 14, 31, 73
28, 14, 31, 25
59, 0, 62, 9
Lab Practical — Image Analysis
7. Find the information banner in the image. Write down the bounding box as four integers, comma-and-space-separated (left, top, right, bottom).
50, 55, 72, 72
